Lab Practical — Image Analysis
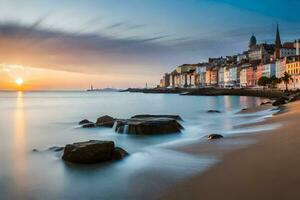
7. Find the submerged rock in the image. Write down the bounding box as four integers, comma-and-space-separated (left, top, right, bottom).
113, 147, 129, 160
207, 110, 221, 113
79, 119, 92, 125
114, 117, 183, 135
131, 114, 183, 121
207, 134, 223, 140
48, 146, 64, 152
96, 115, 115, 127
62, 140, 127, 164
81, 122, 96, 128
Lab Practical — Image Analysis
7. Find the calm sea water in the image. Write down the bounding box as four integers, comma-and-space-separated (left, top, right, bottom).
0, 91, 275, 200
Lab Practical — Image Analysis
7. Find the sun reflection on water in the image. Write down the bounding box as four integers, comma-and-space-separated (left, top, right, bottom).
11, 91, 27, 199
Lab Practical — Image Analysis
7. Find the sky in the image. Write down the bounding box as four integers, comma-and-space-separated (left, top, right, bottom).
0, 0, 300, 90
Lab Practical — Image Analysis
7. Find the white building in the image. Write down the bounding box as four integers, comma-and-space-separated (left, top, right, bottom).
229, 66, 238, 86
218, 67, 225, 87
224, 67, 230, 87
195, 64, 209, 87
275, 58, 286, 78
240, 68, 247, 87
262, 63, 276, 78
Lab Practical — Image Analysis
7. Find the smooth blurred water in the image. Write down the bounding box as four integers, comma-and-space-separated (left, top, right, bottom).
0, 91, 275, 200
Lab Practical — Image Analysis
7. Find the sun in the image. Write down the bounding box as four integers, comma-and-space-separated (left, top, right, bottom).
15, 77, 24, 86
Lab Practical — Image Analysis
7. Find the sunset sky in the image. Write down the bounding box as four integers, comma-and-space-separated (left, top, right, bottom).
1, 0, 300, 90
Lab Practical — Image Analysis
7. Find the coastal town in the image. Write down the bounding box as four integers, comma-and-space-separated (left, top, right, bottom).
159, 25, 300, 91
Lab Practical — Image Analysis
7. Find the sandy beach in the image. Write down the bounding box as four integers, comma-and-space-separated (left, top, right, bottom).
163, 101, 300, 200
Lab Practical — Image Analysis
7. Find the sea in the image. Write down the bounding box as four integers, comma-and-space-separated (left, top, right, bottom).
0, 91, 277, 200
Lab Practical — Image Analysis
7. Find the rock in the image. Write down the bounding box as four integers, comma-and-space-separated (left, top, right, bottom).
96, 115, 115, 127
242, 108, 248, 111
113, 147, 129, 160
207, 110, 221, 113
32, 149, 39, 152
131, 115, 183, 121
289, 93, 300, 102
272, 97, 287, 106
48, 146, 64, 152
260, 101, 272, 106
207, 134, 223, 140
114, 117, 183, 135
81, 122, 96, 128
78, 119, 92, 125
62, 140, 117, 164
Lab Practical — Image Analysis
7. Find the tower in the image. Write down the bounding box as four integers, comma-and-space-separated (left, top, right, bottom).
249, 34, 257, 49
275, 24, 282, 59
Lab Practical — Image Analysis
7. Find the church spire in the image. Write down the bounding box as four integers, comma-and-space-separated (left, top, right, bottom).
274, 24, 282, 59
275, 24, 282, 48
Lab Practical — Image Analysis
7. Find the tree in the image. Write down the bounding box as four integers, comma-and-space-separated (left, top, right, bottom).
258, 76, 271, 89
270, 75, 282, 88
281, 72, 293, 92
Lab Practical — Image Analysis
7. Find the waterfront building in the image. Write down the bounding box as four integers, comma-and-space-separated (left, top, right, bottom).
218, 66, 225, 87
228, 65, 238, 87
240, 67, 247, 87
224, 66, 230, 87
262, 63, 276, 78
276, 58, 287, 78
286, 56, 300, 89
195, 63, 209, 87
246, 66, 255, 87
210, 67, 219, 86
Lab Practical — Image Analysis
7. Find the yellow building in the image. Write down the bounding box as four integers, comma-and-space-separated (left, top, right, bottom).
286, 56, 300, 89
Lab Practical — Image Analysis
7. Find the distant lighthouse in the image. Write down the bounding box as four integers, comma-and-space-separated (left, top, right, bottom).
91, 84, 94, 91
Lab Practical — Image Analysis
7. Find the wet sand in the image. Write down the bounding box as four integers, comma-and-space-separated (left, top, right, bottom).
163, 101, 300, 200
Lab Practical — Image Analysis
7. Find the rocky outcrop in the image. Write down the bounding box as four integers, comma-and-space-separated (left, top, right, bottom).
96, 115, 115, 127
62, 140, 128, 164
207, 134, 223, 140
131, 115, 183, 121
79, 119, 92, 125
114, 116, 183, 135
272, 96, 288, 106
207, 110, 221, 113
81, 122, 96, 128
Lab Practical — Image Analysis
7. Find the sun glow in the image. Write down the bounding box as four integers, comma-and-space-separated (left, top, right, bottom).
15, 78, 24, 86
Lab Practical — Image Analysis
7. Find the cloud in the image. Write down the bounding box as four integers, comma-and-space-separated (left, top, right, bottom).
0, 21, 179, 76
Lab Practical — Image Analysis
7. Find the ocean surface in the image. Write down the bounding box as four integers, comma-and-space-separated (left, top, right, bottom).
0, 91, 277, 200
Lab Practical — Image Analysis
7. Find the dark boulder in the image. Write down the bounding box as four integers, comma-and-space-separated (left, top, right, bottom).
79, 119, 92, 125
115, 117, 183, 135
207, 110, 221, 113
96, 115, 115, 127
131, 114, 183, 121
272, 97, 287, 106
207, 134, 223, 140
81, 122, 96, 128
62, 140, 118, 164
113, 147, 129, 160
